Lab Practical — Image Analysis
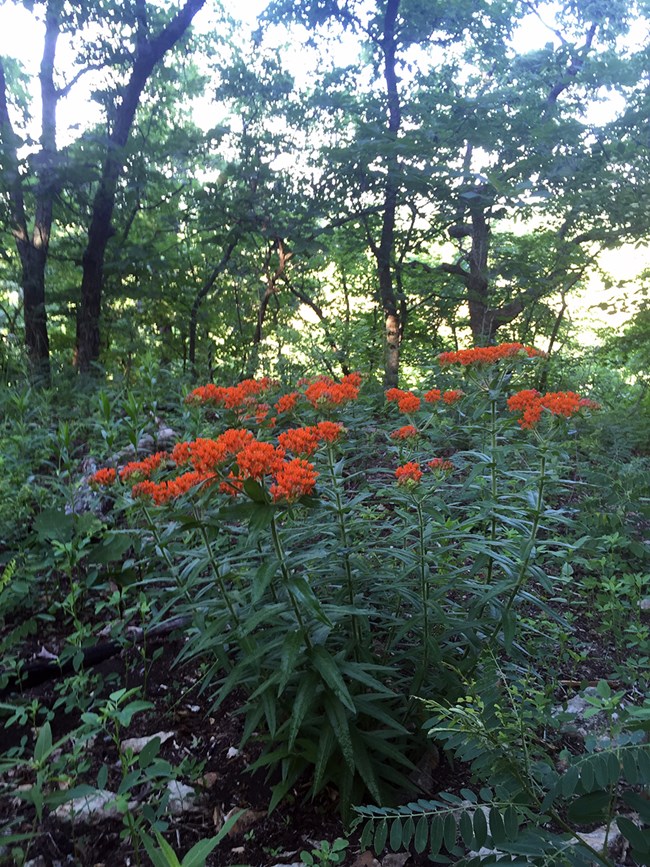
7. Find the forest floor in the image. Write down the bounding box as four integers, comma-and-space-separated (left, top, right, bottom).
1, 583, 646, 867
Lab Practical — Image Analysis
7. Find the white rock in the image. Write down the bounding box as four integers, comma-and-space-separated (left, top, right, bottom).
120, 731, 175, 754
165, 780, 197, 814
226, 746, 240, 759
53, 789, 131, 822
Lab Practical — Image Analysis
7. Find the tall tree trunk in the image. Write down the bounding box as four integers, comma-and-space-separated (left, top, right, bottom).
376, 0, 402, 389
466, 203, 492, 345
0, 2, 61, 386
188, 237, 238, 376
75, 0, 206, 373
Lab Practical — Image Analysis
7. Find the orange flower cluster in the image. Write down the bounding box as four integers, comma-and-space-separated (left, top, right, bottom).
278, 426, 320, 456
119, 451, 169, 482
507, 389, 600, 428
424, 388, 441, 403
443, 389, 464, 405
274, 392, 300, 414
428, 457, 454, 472
186, 377, 273, 409
314, 421, 345, 443
304, 373, 361, 408
438, 343, 545, 367
385, 388, 421, 414
395, 461, 423, 485
278, 422, 346, 456
236, 441, 286, 481
391, 425, 418, 441
132, 470, 213, 505
90, 467, 117, 486
171, 430, 255, 474
270, 458, 319, 503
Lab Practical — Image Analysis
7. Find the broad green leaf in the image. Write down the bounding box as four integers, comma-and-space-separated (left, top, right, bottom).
414, 815, 429, 853
473, 807, 488, 849
443, 813, 457, 852
34, 722, 52, 765
374, 819, 388, 855
389, 818, 403, 851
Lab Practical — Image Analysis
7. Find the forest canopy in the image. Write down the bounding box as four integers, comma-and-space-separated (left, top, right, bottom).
0, 0, 649, 386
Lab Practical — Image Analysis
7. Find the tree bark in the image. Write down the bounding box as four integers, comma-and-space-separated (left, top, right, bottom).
466, 201, 492, 345
376, 0, 402, 388
0, 3, 62, 385
75, 0, 206, 373
188, 237, 239, 374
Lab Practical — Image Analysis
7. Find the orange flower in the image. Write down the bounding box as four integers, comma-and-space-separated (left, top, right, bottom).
507, 389, 599, 429
278, 426, 320, 457
131, 480, 170, 505
385, 388, 421, 413
90, 467, 117, 486
395, 461, 423, 485
424, 388, 441, 403
442, 389, 464, 405
428, 457, 454, 472
236, 441, 285, 481
314, 421, 345, 444
119, 451, 168, 482
439, 343, 545, 367
304, 373, 361, 408
391, 425, 418, 441
185, 378, 273, 410
274, 392, 300, 414
270, 458, 318, 503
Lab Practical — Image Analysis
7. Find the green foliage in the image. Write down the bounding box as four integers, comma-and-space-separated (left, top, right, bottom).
355, 668, 650, 865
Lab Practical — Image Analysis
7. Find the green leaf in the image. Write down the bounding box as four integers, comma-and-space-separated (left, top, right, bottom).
489, 808, 505, 846
243, 478, 268, 504
429, 816, 444, 856
621, 749, 639, 784
360, 819, 374, 851
34, 722, 52, 765
402, 816, 415, 848
473, 807, 488, 849
33, 508, 74, 541
323, 694, 355, 772
97, 764, 108, 789
138, 736, 162, 768
567, 791, 610, 824
618, 817, 650, 855
311, 647, 355, 712
248, 503, 275, 532
414, 815, 429, 853
288, 675, 318, 750
459, 810, 474, 848
502, 610, 515, 653
504, 805, 519, 841
580, 759, 595, 792
443, 813, 457, 852
374, 819, 388, 855
389, 818, 403, 851
181, 809, 246, 866
278, 630, 304, 694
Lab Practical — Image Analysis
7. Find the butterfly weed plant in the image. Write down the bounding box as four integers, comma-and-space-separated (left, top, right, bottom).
85, 345, 615, 824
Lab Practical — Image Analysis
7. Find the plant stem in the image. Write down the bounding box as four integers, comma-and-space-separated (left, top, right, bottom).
270, 513, 312, 650
142, 504, 194, 607
486, 448, 547, 654
196, 517, 240, 628
486, 394, 498, 586
325, 444, 361, 658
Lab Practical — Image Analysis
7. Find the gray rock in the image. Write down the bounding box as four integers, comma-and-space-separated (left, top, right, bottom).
53, 789, 132, 822
165, 780, 197, 814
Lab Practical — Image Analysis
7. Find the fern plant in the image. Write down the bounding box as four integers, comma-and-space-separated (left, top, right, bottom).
354, 664, 650, 866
